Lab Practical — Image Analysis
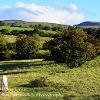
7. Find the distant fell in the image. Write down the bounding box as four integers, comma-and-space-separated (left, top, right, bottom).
77, 21, 100, 26
1, 20, 69, 28
3, 20, 25, 23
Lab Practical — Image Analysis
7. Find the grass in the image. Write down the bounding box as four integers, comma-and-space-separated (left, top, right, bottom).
1, 34, 51, 44
0, 26, 33, 31
0, 56, 100, 100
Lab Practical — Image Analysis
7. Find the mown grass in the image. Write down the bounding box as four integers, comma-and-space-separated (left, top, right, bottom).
0, 56, 100, 100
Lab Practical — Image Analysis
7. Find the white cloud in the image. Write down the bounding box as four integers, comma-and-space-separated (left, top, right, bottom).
0, 5, 11, 10
0, 2, 85, 25
68, 4, 78, 12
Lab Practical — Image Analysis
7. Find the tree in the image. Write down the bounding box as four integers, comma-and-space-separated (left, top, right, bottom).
52, 27, 58, 31
0, 21, 5, 26
47, 27, 97, 67
16, 34, 37, 59
43, 26, 51, 30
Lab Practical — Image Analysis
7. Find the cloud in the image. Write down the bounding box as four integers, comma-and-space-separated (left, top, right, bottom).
0, 5, 11, 10
68, 4, 78, 12
0, 2, 85, 25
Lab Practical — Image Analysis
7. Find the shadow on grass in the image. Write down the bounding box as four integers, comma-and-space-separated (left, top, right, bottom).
19, 77, 49, 88
63, 94, 100, 100
18, 83, 58, 93
0, 70, 32, 75
18, 80, 73, 93
0, 60, 54, 71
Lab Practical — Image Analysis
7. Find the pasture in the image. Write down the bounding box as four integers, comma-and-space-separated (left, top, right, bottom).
0, 56, 100, 100
0, 26, 33, 31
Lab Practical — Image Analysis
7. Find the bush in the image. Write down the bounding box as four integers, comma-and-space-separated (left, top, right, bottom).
47, 27, 97, 67
30, 77, 49, 87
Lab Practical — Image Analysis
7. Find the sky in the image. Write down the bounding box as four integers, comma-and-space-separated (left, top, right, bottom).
0, 0, 100, 25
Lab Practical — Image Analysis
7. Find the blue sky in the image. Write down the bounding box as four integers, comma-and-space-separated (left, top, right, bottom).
0, 0, 99, 25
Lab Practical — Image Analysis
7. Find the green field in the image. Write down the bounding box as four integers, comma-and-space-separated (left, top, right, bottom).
1, 32, 52, 44
0, 56, 100, 100
0, 26, 33, 31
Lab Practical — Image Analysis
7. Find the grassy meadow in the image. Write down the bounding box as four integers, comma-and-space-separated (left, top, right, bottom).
0, 56, 100, 100
0, 26, 33, 31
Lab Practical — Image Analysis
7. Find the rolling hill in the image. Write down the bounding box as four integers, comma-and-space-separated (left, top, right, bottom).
1, 20, 69, 28
77, 21, 100, 27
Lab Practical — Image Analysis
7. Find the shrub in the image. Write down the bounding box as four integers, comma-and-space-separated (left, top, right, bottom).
30, 77, 49, 87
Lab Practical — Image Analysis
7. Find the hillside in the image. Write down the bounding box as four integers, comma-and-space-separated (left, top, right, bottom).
3, 20, 25, 23
1, 20, 69, 28
77, 21, 100, 28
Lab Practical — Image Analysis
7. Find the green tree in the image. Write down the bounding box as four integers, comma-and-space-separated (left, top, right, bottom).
0, 21, 5, 26
16, 34, 37, 59
47, 27, 97, 67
